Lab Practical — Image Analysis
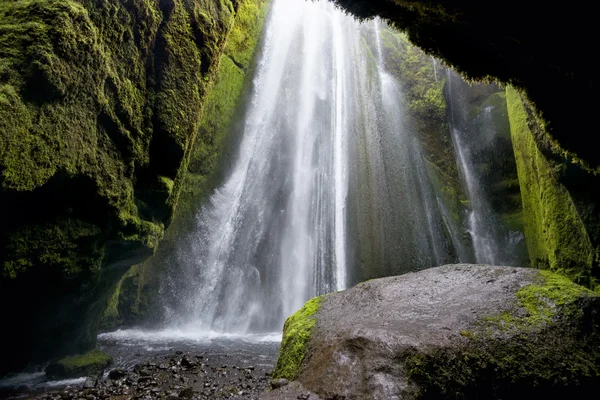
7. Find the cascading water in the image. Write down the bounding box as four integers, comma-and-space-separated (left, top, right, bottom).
445, 71, 525, 266
161, 0, 356, 334
152, 0, 526, 339
159, 0, 457, 335
346, 21, 455, 282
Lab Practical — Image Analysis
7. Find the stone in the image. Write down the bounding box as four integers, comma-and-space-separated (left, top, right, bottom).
270, 264, 600, 399
178, 387, 194, 399
45, 350, 113, 380
271, 379, 289, 389
180, 357, 194, 368
107, 369, 126, 380
261, 381, 321, 400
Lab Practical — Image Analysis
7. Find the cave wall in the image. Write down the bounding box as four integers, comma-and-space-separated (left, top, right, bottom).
332, 1, 597, 172
0, 0, 253, 374
507, 87, 600, 290
2, 0, 598, 374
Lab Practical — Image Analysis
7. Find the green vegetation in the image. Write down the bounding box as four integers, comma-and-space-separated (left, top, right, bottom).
102, 0, 271, 328
405, 269, 600, 398
273, 296, 324, 381
380, 29, 456, 181
515, 270, 590, 325
0, 0, 246, 373
45, 349, 112, 379
485, 270, 592, 331
507, 86, 598, 289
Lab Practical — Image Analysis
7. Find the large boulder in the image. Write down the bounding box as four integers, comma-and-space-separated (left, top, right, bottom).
264, 264, 600, 399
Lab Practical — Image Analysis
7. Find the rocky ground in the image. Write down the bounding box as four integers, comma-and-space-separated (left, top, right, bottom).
3, 349, 279, 400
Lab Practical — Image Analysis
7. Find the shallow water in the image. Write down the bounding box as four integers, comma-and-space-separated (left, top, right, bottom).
0, 331, 281, 399
97, 329, 281, 371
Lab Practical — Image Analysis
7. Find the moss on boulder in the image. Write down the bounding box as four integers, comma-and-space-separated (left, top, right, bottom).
45, 350, 112, 380
267, 265, 600, 400
273, 296, 324, 381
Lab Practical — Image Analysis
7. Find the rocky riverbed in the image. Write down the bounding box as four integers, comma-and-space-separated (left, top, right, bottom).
1, 334, 281, 400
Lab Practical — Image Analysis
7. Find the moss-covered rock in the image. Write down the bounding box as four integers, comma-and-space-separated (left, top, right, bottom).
273, 296, 324, 381
507, 86, 600, 289
100, 0, 271, 329
0, 0, 249, 374
45, 350, 112, 379
267, 265, 600, 400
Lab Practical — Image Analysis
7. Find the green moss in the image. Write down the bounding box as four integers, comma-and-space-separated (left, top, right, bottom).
3, 218, 102, 279
518, 270, 589, 324
100, 0, 271, 328
507, 86, 596, 288
404, 270, 600, 398
0, 0, 245, 372
498, 211, 524, 232
45, 349, 112, 379
485, 270, 592, 332
423, 158, 465, 226
101, 276, 124, 330
273, 295, 324, 380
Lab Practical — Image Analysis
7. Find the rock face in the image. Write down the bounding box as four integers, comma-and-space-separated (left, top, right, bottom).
268, 264, 600, 399
506, 87, 600, 289
100, 0, 271, 331
0, 0, 260, 374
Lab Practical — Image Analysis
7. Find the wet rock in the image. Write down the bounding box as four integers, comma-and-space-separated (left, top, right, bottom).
178, 387, 194, 398
137, 376, 152, 384
45, 350, 112, 379
181, 357, 194, 368
271, 379, 289, 389
107, 368, 127, 380
261, 381, 321, 400
271, 264, 600, 399
82, 379, 95, 389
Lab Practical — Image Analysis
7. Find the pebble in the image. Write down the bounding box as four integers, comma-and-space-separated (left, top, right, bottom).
271, 378, 289, 389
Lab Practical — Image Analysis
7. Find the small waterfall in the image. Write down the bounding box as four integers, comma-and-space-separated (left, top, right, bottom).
431, 56, 439, 81
445, 71, 523, 266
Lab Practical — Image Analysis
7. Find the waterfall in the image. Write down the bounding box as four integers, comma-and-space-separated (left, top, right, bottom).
445, 71, 524, 266
156, 0, 523, 336
161, 0, 359, 334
